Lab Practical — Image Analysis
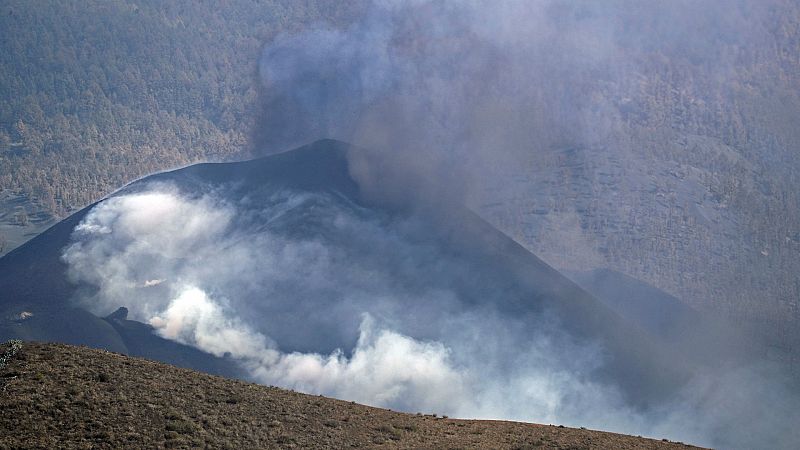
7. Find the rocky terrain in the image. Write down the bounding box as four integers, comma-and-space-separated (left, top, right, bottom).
0, 341, 701, 449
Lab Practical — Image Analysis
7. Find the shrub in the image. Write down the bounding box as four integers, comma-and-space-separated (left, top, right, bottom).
0, 339, 23, 369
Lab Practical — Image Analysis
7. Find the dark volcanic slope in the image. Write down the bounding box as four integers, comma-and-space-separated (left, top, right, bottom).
565, 268, 759, 366
0, 141, 365, 377
0, 139, 693, 408
0, 342, 701, 449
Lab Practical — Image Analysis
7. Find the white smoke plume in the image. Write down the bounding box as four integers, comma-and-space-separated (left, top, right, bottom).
60, 186, 635, 422
63, 187, 467, 412
61, 184, 800, 449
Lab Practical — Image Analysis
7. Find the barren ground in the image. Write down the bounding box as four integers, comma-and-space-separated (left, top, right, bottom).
0, 342, 703, 449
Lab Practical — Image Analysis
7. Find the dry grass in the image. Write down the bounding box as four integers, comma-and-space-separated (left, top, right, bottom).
0, 341, 704, 449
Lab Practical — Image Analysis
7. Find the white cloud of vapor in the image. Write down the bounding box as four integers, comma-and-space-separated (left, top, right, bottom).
62, 185, 800, 449
60, 186, 631, 420
149, 285, 466, 413
63, 187, 468, 413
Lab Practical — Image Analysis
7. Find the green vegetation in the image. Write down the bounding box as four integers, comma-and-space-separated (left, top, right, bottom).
0, 0, 364, 217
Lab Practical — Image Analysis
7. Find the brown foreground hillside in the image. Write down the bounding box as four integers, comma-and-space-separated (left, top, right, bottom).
0, 342, 701, 449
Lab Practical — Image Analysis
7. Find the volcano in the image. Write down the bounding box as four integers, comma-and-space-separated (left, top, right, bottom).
0, 139, 750, 442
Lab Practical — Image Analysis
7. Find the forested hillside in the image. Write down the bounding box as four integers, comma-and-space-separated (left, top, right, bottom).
0, 0, 362, 224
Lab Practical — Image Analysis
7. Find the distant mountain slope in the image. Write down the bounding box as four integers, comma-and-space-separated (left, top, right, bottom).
0, 341, 701, 449
0, 0, 367, 255
470, 0, 800, 365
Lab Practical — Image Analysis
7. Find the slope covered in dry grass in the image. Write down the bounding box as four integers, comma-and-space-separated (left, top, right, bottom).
0, 341, 701, 449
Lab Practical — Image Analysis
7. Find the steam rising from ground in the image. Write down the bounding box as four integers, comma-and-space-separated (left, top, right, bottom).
63, 187, 461, 412
62, 185, 622, 421
62, 185, 800, 448
151, 286, 466, 413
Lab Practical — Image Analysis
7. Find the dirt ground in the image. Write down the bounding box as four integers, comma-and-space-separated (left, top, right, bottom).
0, 342, 703, 449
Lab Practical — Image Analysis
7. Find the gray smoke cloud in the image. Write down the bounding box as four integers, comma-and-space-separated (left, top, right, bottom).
62, 184, 800, 449
254, 0, 773, 207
